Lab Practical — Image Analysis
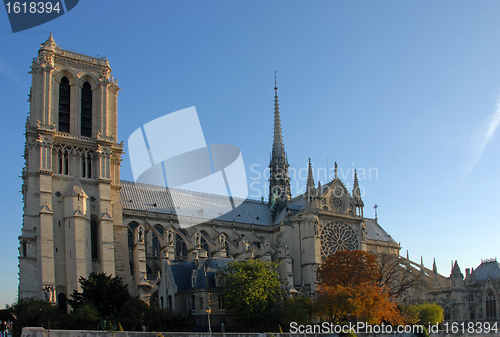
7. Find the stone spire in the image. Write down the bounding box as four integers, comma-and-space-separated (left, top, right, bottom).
306, 158, 316, 202
272, 72, 285, 161
307, 158, 314, 189
40, 33, 58, 51
352, 169, 364, 217
269, 72, 291, 207
452, 260, 461, 274
352, 169, 360, 198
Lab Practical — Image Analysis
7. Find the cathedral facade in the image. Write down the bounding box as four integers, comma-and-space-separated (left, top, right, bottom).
18, 36, 401, 325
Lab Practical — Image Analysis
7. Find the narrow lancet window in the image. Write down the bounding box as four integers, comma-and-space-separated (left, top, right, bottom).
81, 82, 92, 137
58, 77, 70, 133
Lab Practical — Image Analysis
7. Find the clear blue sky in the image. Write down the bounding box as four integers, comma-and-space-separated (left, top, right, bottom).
1, 1, 500, 307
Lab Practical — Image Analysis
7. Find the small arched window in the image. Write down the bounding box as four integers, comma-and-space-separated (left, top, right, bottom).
59, 77, 70, 133
81, 82, 92, 137
200, 236, 209, 252
58, 149, 69, 175
81, 153, 92, 178
57, 293, 67, 311
175, 234, 187, 259
90, 218, 98, 260
486, 290, 497, 318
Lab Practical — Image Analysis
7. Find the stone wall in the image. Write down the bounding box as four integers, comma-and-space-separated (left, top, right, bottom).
20, 327, 500, 337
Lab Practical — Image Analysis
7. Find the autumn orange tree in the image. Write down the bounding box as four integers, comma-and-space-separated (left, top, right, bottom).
314, 250, 402, 325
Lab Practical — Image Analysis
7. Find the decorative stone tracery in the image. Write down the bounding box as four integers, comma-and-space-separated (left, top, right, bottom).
320, 221, 358, 258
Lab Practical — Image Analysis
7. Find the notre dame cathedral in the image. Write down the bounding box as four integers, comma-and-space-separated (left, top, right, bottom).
20, 35, 407, 327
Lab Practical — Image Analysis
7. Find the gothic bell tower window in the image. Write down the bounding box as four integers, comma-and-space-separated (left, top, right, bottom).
58, 77, 70, 133
81, 82, 92, 137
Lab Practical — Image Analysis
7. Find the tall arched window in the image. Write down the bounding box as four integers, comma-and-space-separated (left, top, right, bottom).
81, 82, 92, 137
58, 77, 70, 133
90, 218, 98, 260
58, 149, 69, 175
128, 230, 135, 275
81, 153, 92, 178
175, 234, 187, 259
486, 290, 497, 318
152, 235, 160, 257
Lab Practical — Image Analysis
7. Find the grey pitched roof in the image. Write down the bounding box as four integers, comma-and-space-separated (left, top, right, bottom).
169, 261, 196, 292
169, 258, 234, 291
364, 218, 397, 244
471, 260, 500, 281
120, 180, 271, 226
194, 258, 234, 289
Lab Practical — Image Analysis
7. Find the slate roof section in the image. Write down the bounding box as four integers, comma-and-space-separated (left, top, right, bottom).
169, 261, 196, 292
120, 180, 396, 244
169, 258, 234, 292
364, 218, 397, 244
194, 258, 234, 289
120, 180, 271, 226
471, 260, 500, 281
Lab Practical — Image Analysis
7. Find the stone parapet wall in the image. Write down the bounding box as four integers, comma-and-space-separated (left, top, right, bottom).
22, 327, 411, 337
20, 327, 500, 337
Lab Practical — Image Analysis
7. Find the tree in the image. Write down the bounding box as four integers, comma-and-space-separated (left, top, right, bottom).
68, 272, 131, 319
280, 296, 312, 330
314, 250, 402, 325
221, 259, 284, 330
142, 305, 193, 332
10, 298, 65, 337
69, 303, 101, 330
415, 302, 443, 325
378, 253, 427, 299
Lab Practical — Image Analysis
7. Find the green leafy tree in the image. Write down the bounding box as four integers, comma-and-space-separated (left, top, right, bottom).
280, 296, 312, 330
221, 259, 284, 330
68, 272, 131, 319
415, 302, 443, 325
69, 303, 101, 330
118, 298, 149, 331
10, 298, 65, 337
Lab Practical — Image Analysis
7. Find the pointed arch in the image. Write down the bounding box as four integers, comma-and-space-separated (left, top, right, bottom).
90, 217, 98, 260
152, 233, 160, 257
486, 290, 497, 318
58, 76, 70, 133
81, 81, 92, 137
175, 234, 187, 259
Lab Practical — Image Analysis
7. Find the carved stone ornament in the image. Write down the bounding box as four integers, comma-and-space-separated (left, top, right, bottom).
320, 221, 358, 258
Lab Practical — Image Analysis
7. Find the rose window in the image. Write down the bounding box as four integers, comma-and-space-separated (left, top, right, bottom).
320, 221, 358, 257
330, 187, 347, 213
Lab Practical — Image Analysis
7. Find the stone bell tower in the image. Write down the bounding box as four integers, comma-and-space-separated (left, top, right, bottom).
18, 34, 126, 310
